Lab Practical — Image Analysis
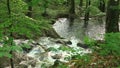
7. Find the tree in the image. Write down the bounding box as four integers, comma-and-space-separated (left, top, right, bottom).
98, 0, 105, 12
0, 0, 50, 67
105, 0, 119, 33
6, 0, 14, 68
66, 0, 69, 6
79, 0, 83, 7
84, 0, 90, 28
69, 0, 75, 26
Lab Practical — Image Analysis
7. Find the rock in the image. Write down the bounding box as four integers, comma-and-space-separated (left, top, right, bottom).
0, 52, 34, 68
95, 40, 105, 46
19, 60, 37, 68
27, 46, 45, 58
50, 60, 60, 68
16, 64, 28, 68
77, 43, 89, 49
55, 40, 62, 44
55, 40, 65, 44
13, 52, 33, 63
14, 39, 38, 53
0, 57, 10, 68
65, 41, 72, 45
52, 54, 62, 59
55, 39, 72, 45
55, 13, 69, 19
41, 28, 61, 38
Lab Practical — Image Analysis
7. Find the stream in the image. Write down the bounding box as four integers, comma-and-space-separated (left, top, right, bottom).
23, 18, 105, 68
4, 18, 120, 68
53, 18, 105, 40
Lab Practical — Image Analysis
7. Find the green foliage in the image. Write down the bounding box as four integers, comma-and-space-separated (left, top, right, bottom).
59, 45, 77, 53
11, 0, 27, 13
0, 0, 50, 58
55, 62, 68, 68
0, 0, 50, 39
83, 0, 105, 16
117, 66, 120, 68
0, 39, 21, 58
30, 0, 41, 6
20, 43, 31, 49
89, 5, 101, 15
50, 60, 68, 68
0, 0, 119, 67
0, 14, 47, 39
71, 54, 91, 67
0, 45, 12, 58
0, 36, 32, 58
72, 54, 90, 61
83, 36, 96, 46
83, 33, 120, 56
59, 46, 71, 51
99, 33, 120, 56
47, 47, 58, 51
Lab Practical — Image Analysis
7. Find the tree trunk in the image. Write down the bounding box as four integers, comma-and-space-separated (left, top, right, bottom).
7, 0, 14, 68
27, 6, 32, 17
105, 0, 119, 33
79, 0, 83, 7
98, 0, 105, 12
26, 0, 32, 17
69, 0, 75, 26
66, 0, 69, 6
84, 0, 90, 28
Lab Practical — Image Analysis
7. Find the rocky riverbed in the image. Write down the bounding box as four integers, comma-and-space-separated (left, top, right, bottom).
0, 37, 92, 68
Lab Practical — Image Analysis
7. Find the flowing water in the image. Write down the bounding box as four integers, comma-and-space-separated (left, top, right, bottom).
12, 18, 120, 68
53, 18, 105, 41
53, 17, 120, 41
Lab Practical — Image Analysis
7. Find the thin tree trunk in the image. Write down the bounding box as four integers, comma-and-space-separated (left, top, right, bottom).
7, 0, 11, 17
27, 6, 32, 17
84, 0, 90, 28
79, 0, 83, 17
7, 0, 14, 68
105, 0, 119, 33
69, 0, 75, 26
79, 0, 83, 7
98, 0, 105, 12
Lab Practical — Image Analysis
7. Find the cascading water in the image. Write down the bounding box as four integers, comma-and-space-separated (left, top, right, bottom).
53, 17, 120, 40
53, 18, 105, 41
12, 18, 119, 68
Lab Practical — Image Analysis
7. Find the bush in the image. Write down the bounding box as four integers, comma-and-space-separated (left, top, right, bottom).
99, 32, 120, 56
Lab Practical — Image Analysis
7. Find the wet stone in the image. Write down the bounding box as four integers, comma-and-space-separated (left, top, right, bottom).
65, 41, 72, 45
77, 43, 89, 49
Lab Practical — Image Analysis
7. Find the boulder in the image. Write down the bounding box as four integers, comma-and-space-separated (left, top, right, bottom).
41, 28, 61, 38
77, 43, 89, 49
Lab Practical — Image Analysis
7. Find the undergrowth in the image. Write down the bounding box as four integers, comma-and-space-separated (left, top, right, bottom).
50, 32, 120, 68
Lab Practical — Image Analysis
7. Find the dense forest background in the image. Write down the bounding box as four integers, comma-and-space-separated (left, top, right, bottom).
0, 0, 120, 68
